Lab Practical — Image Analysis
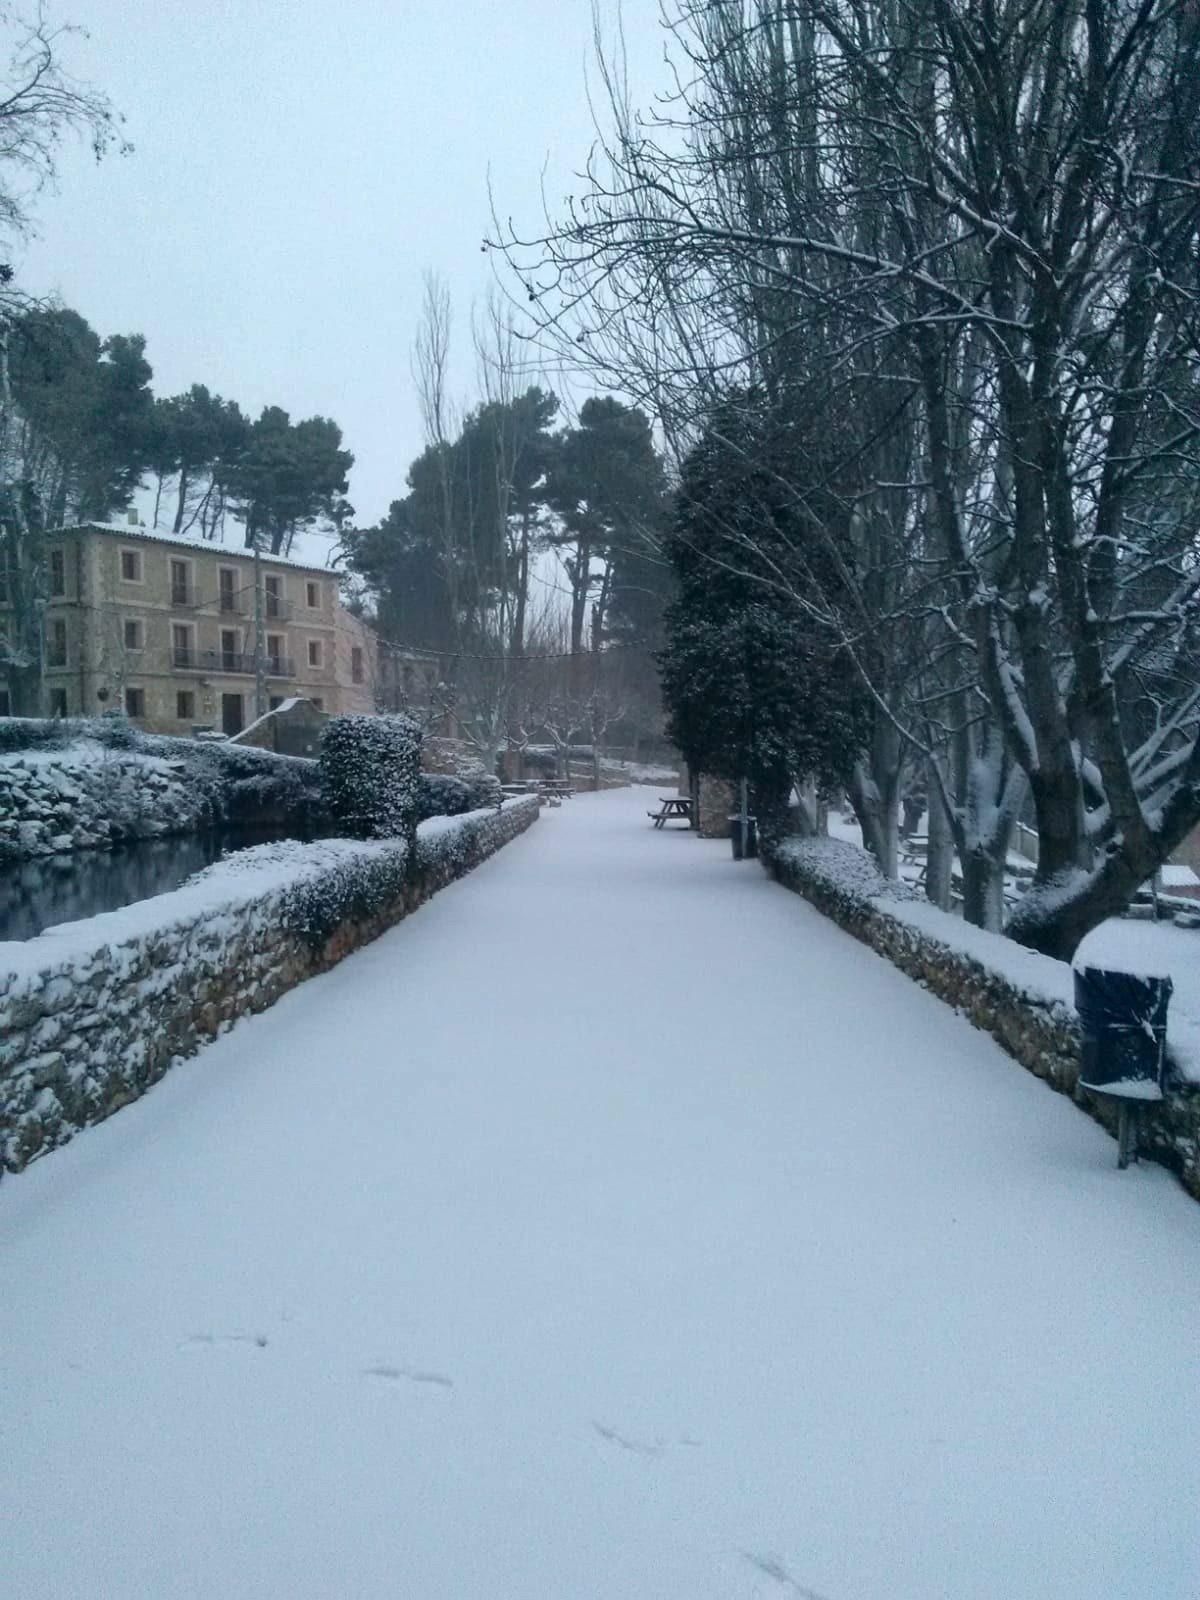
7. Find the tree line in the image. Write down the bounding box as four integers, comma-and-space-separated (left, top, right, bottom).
340, 279, 673, 770
495, 0, 1200, 963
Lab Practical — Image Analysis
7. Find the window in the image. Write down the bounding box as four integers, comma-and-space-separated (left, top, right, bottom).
124, 686, 146, 719
170, 559, 191, 607
49, 687, 68, 717
123, 618, 143, 652
351, 645, 364, 684
47, 618, 67, 667
171, 624, 192, 668
307, 639, 322, 669
176, 690, 195, 721
48, 548, 65, 596
306, 580, 319, 609
269, 696, 284, 711
267, 633, 285, 675
0, 687, 10, 717
219, 568, 238, 612
220, 629, 238, 671
264, 574, 283, 619
310, 697, 324, 711
120, 548, 142, 583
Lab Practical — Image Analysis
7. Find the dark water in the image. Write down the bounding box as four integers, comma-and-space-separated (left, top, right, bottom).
0, 826, 312, 942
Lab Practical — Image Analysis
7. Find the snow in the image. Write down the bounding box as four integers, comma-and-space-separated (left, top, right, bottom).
79, 520, 341, 574
2, 787, 1199, 1600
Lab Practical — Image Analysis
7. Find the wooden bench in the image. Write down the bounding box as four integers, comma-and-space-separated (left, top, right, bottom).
648, 795, 693, 829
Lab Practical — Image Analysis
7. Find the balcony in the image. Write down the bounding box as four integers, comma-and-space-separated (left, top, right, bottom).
263, 595, 291, 622
169, 583, 201, 610
171, 648, 295, 678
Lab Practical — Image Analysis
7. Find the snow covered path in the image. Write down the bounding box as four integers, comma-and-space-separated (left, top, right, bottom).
3, 787, 1198, 1600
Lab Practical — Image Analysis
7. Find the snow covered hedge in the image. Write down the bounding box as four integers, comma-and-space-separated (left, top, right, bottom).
0, 796, 540, 1176
767, 835, 1200, 1201
319, 714, 421, 840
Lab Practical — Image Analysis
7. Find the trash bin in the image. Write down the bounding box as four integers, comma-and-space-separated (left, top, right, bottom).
729, 816, 758, 860
1074, 965, 1172, 1168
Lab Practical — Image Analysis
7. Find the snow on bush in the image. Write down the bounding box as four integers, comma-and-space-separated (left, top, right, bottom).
319, 714, 421, 840
415, 772, 474, 822
773, 835, 922, 906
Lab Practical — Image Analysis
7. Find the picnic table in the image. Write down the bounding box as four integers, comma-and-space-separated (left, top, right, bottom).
648, 795, 693, 829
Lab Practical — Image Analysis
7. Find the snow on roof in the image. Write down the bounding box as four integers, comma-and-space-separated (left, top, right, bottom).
230, 697, 325, 744
62, 521, 343, 575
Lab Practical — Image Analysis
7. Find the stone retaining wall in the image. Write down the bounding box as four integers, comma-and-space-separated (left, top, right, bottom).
767, 836, 1200, 1200
0, 798, 539, 1176
0, 731, 321, 862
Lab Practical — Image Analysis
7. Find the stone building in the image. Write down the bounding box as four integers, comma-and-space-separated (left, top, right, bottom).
0, 520, 390, 735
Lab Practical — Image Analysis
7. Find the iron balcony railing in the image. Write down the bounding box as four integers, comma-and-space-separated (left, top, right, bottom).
171, 648, 295, 678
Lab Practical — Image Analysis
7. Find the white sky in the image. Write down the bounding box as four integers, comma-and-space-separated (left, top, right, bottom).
13, 0, 669, 528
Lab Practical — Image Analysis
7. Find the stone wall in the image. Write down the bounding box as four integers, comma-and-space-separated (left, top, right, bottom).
766, 836, 1200, 1201
0, 798, 539, 1176
698, 776, 735, 838
0, 746, 205, 859
0, 726, 322, 862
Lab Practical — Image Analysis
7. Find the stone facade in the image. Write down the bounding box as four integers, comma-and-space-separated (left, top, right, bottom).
698, 776, 735, 838
0, 798, 539, 1176
0, 521, 379, 731
767, 837, 1200, 1201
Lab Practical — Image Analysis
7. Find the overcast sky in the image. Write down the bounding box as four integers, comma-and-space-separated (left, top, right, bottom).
14, 0, 667, 534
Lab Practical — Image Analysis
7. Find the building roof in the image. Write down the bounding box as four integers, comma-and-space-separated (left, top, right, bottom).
60, 521, 340, 576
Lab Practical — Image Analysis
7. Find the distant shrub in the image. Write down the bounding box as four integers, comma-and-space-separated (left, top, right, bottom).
415, 772, 473, 822
319, 714, 421, 839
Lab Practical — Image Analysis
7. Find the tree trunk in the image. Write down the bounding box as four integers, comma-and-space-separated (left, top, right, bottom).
960, 850, 1005, 933
925, 765, 954, 911
173, 466, 190, 534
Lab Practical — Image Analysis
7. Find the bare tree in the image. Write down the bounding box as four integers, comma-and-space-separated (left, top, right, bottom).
495, 0, 1200, 960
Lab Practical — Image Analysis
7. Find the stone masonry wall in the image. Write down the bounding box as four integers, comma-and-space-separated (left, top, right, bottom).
767, 836, 1200, 1201
0, 798, 539, 1176
0, 747, 207, 859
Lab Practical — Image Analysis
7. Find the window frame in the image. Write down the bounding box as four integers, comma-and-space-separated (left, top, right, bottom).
124, 685, 146, 719
47, 617, 68, 668
171, 621, 194, 668
123, 617, 144, 653
48, 547, 66, 597
169, 556, 193, 607
119, 547, 144, 584
305, 580, 320, 609
176, 689, 196, 721
306, 638, 322, 670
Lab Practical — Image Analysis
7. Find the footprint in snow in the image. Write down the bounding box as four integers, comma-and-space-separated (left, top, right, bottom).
179, 1333, 269, 1352
740, 1551, 831, 1599
592, 1421, 665, 1458
363, 1365, 454, 1389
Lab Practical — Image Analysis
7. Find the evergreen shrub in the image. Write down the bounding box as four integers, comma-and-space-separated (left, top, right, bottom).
319, 714, 421, 839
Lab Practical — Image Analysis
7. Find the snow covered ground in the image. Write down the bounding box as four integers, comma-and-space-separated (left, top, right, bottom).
3, 787, 1198, 1600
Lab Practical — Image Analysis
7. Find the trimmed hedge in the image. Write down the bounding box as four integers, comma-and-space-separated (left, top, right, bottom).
319, 714, 421, 839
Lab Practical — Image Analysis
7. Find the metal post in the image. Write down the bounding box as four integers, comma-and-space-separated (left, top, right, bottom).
252, 534, 267, 720
739, 776, 749, 859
